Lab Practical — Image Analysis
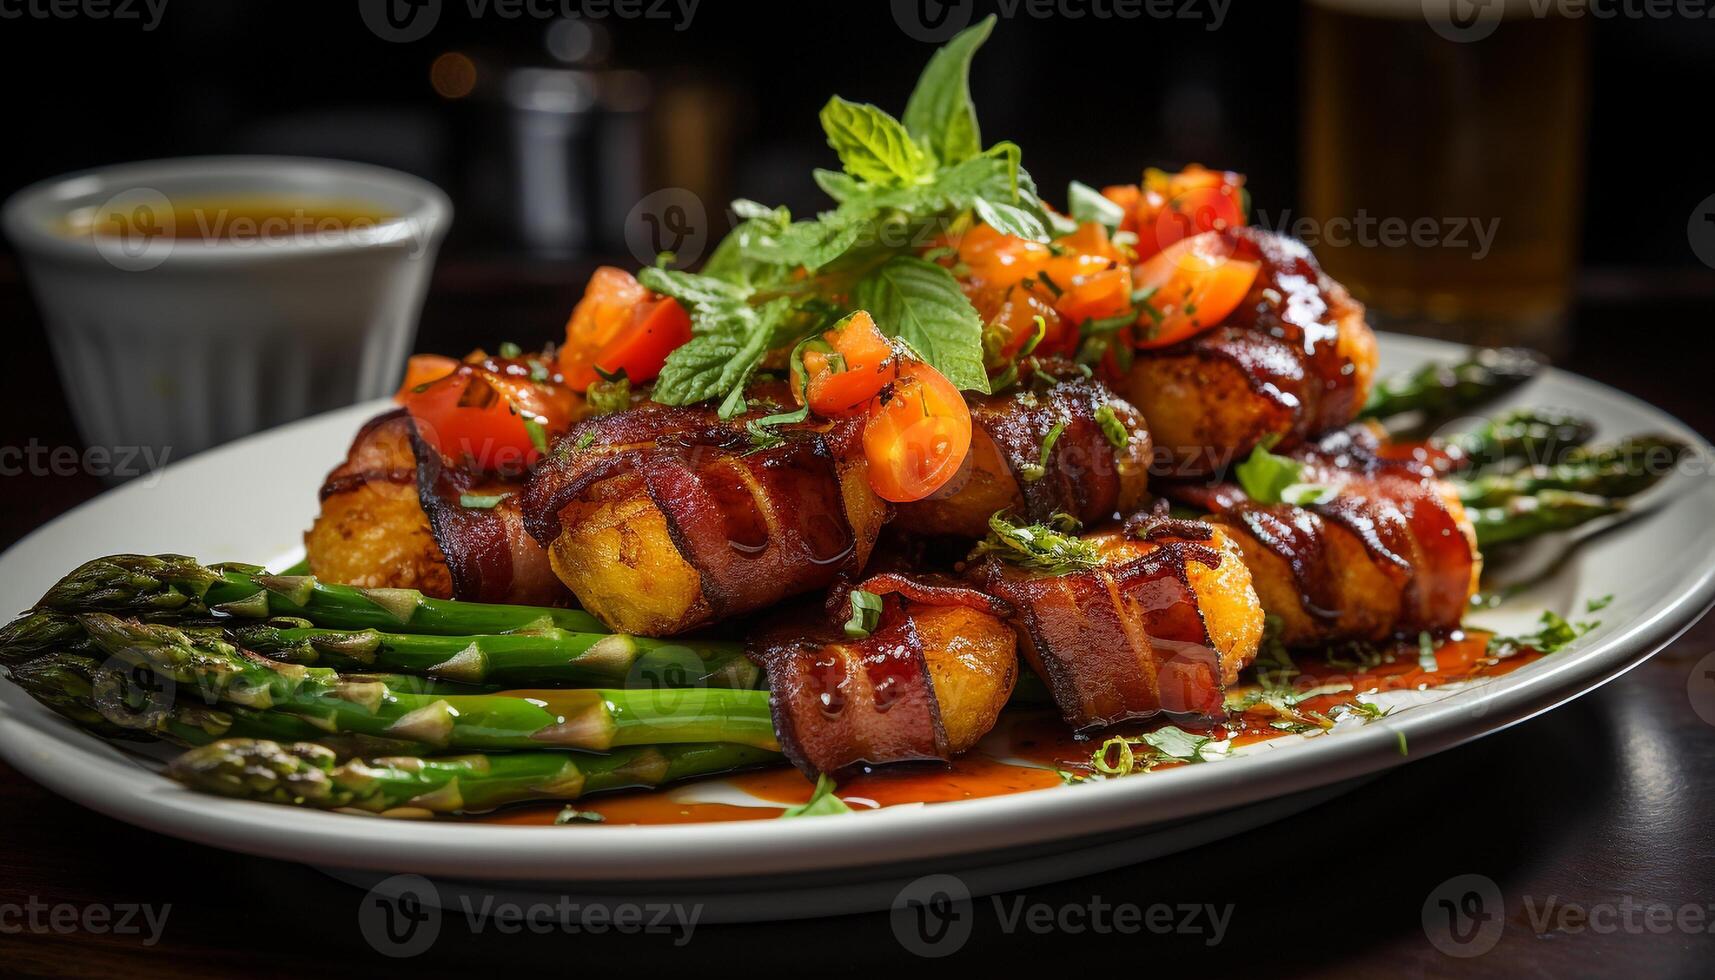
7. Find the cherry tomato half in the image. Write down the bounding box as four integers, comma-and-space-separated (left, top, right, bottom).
862, 362, 973, 503
1133, 231, 1261, 349
401, 355, 577, 473
1134, 165, 1247, 260
559, 266, 691, 391
394, 354, 460, 400
794, 311, 901, 418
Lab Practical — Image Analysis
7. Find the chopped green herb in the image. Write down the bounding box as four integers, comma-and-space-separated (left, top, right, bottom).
458, 493, 508, 510
968, 511, 1101, 575
1280, 483, 1338, 506
522, 416, 549, 454
1094, 403, 1129, 450
574, 431, 595, 452
1067, 179, 1125, 230
1417, 631, 1439, 673
1020, 420, 1066, 482
587, 372, 632, 416
1487, 610, 1598, 657
779, 774, 853, 818
1586, 594, 1614, 613
1091, 725, 1217, 775
497, 341, 523, 359
843, 589, 884, 639
1234, 441, 1305, 505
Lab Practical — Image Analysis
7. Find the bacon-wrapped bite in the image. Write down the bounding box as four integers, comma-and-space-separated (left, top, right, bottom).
892, 370, 1152, 539
971, 514, 1263, 729
304, 409, 573, 605
1162, 426, 1481, 646
522, 392, 888, 636
1124, 227, 1378, 476
305, 410, 453, 597
749, 575, 1016, 777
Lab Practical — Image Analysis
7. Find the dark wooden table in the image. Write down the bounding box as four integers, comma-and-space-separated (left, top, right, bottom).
2, 266, 1712, 977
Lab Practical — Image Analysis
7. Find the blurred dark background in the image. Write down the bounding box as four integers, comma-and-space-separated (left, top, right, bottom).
1, 0, 1712, 541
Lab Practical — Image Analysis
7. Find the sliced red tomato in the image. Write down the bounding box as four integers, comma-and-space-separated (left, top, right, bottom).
1133, 231, 1261, 349
1134, 165, 1247, 260
862, 361, 973, 503
1043, 223, 1132, 326
559, 266, 690, 391
951, 222, 1050, 287
394, 353, 459, 401
794, 311, 901, 418
402, 355, 577, 473
967, 282, 1067, 362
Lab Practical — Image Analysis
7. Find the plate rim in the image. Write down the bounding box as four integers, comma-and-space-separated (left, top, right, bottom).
3, 333, 1713, 882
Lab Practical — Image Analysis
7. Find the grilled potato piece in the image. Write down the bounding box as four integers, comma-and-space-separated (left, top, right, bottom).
305, 411, 453, 597
916, 603, 1019, 753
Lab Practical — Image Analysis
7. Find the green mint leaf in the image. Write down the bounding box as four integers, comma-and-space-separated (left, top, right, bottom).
901, 15, 995, 165
1068, 180, 1125, 230
819, 96, 930, 186
779, 773, 853, 818
1235, 443, 1308, 505
853, 255, 988, 393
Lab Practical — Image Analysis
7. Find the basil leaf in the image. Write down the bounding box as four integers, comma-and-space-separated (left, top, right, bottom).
853, 256, 989, 393
901, 15, 995, 165
819, 97, 930, 186
1068, 180, 1125, 230
973, 195, 1047, 241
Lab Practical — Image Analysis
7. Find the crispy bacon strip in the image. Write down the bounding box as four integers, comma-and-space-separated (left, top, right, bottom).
1163, 425, 1478, 638
408, 427, 570, 607
975, 533, 1231, 729
751, 575, 1008, 778
523, 398, 876, 625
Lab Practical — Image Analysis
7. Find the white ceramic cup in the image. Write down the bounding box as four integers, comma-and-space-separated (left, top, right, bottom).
3, 156, 451, 474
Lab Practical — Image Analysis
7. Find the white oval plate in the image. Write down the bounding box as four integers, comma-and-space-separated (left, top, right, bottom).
2, 334, 1712, 900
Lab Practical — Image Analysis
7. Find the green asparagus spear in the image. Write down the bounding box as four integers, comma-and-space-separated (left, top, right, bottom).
1360, 347, 1545, 421
77, 614, 779, 752
1444, 408, 1595, 470
36, 555, 605, 635
6, 650, 432, 755
1458, 435, 1690, 507
167, 739, 781, 815
1470, 490, 1623, 548
228, 622, 761, 690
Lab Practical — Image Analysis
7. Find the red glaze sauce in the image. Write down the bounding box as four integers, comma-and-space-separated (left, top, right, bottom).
474, 630, 1540, 825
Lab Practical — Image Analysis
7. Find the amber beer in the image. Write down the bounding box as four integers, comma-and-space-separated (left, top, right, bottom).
1302, 0, 1588, 352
